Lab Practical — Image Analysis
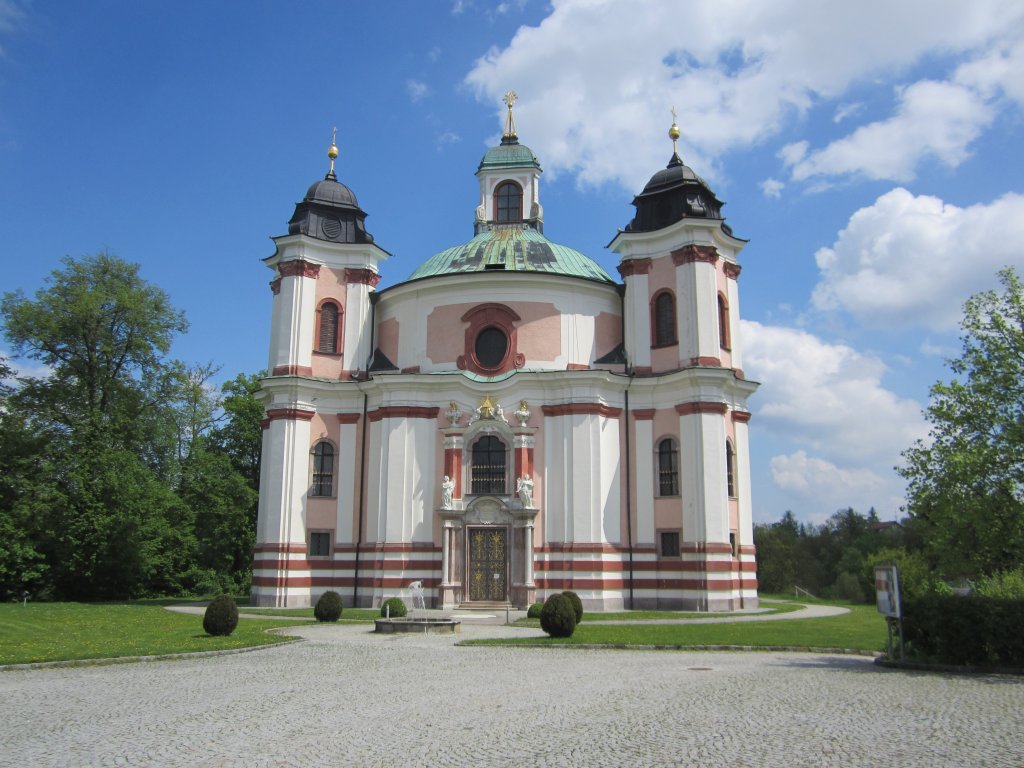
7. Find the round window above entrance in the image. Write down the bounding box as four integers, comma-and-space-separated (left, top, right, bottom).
475, 326, 508, 369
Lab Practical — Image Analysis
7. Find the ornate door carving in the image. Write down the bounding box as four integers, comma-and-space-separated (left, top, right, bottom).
468, 527, 507, 601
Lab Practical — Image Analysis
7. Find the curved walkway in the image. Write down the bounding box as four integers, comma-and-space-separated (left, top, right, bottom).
2, 620, 1021, 767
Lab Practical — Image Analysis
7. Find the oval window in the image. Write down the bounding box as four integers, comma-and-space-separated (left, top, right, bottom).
475, 327, 508, 369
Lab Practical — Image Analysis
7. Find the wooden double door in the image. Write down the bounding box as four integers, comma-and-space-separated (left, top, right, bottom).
467, 526, 507, 602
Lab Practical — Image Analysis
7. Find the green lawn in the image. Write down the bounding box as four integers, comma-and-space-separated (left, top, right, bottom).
467, 603, 886, 653
240, 607, 379, 621
0, 603, 309, 666
515, 601, 802, 626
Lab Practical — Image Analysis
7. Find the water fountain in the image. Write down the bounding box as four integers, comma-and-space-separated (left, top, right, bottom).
373, 580, 461, 634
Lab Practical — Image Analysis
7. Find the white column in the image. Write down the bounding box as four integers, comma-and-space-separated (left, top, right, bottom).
678, 408, 728, 543
634, 417, 655, 546
726, 273, 743, 371
343, 280, 373, 372
622, 268, 651, 369
441, 523, 452, 586
524, 524, 535, 585
733, 417, 754, 547
335, 419, 358, 543
271, 262, 319, 373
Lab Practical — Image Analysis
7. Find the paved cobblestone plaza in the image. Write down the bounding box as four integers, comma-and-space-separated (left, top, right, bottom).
3, 622, 1023, 767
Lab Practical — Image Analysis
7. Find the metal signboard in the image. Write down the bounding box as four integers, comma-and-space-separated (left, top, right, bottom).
875, 564, 901, 619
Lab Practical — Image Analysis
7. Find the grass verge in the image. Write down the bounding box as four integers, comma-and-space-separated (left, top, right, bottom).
466, 603, 885, 653
0, 603, 308, 666
514, 601, 803, 626
239, 607, 379, 621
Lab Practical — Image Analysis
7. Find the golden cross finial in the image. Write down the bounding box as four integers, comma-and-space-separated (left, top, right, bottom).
327, 126, 339, 177
668, 106, 681, 155
503, 90, 519, 140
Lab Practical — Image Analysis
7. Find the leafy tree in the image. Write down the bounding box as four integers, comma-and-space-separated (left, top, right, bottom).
900, 268, 1024, 577
2, 252, 188, 447
0, 358, 49, 599
1, 254, 191, 598
210, 371, 265, 488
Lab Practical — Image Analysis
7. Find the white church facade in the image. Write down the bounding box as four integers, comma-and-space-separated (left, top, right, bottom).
252, 102, 759, 610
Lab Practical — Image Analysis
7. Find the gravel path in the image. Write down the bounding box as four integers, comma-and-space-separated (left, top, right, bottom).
2, 621, 1022, 767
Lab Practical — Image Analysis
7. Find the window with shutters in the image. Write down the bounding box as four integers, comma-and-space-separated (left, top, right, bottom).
494, 181, 523, 223
311, 441, 335, 497
651, 290, 677, 347
657, 438, 679, 496
726, 439, 736, 498
470, 435, 507, 495
316, 301, 341, 354
718, 293, 731, 351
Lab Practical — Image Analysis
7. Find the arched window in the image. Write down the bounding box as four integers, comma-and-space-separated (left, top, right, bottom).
317, 301, 341, 354
311, 441, 335, 497
471, 435, 507, 494
657, 438, 679, 496
495, 181, 523, 224
726, 439, 736, 498
652, 291, 677, 347
718, 293, 731, 351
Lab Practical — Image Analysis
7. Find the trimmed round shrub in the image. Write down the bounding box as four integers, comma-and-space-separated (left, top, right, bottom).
381, 597, 407, 618
540, 593, 576, 638
526, 601, 545, 619
314, 590, 343, 622
203, 594, 239, 637
561, 590, 584, 623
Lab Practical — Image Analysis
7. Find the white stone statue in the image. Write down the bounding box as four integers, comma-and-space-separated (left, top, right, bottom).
441, 475, 455, 509
445, 401, 462, 426
516, 474, 534, 508
514, 399, 530, 427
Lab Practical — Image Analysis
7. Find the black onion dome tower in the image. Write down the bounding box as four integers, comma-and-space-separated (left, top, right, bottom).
626, 114, 728, 235
288, 131, 375, 244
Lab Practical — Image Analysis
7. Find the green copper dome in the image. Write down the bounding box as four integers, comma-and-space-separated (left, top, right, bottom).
408, 225, 613, 283
477, 137, 542, 173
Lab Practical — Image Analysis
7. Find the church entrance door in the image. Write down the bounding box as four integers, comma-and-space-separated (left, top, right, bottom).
467, 527, 507, 602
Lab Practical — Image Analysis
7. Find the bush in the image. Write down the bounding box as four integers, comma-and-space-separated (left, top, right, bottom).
561, 590, 584, 622
314, 590, 343, 622
526, 601, 545, 619
540, 593, 576, 638
381, 597, 407, 618
832, 572, 868, 603
202, 594, 239, 637
902, 593, 1024, 666
974, 568, 1024, 599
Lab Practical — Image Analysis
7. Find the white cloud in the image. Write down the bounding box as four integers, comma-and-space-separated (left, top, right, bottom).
741, 320, 924, 466
406, 80, 430, 103
741, 320, 924, 516
435, 130, 461, 149
812, 188, 1024, 330
463, 0, 1024, 189
451, 0, 470, 15
833, 102, 863, 123
760, 178, 784, 198
785, 80, 994, 182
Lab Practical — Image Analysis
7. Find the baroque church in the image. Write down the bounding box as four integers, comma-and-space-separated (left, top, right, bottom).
252, 97, 759, 610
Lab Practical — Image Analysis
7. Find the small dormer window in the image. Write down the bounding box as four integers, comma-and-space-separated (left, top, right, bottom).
495, 181, 523, 223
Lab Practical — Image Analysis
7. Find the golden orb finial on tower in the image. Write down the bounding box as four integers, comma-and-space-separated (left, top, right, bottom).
502, 90, 519, 143
327, 126, 339, 179
669, 106, 681, 156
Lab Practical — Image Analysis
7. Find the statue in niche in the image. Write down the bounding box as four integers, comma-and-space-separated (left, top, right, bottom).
441, 475, 455, 509
516, 475, 534, 508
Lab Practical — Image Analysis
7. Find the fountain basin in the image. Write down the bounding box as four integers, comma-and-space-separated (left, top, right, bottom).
374, 617, 461, 634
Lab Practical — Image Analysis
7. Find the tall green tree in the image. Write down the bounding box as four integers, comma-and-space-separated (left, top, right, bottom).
2, 253, 192, 599
900, 267, 1024, 577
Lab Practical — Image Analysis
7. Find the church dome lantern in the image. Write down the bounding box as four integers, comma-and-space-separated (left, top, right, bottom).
626, 111, 728, 234
287, 131, 375, 244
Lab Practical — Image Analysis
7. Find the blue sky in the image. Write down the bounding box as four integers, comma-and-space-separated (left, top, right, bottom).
2, 0, 1023, 525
